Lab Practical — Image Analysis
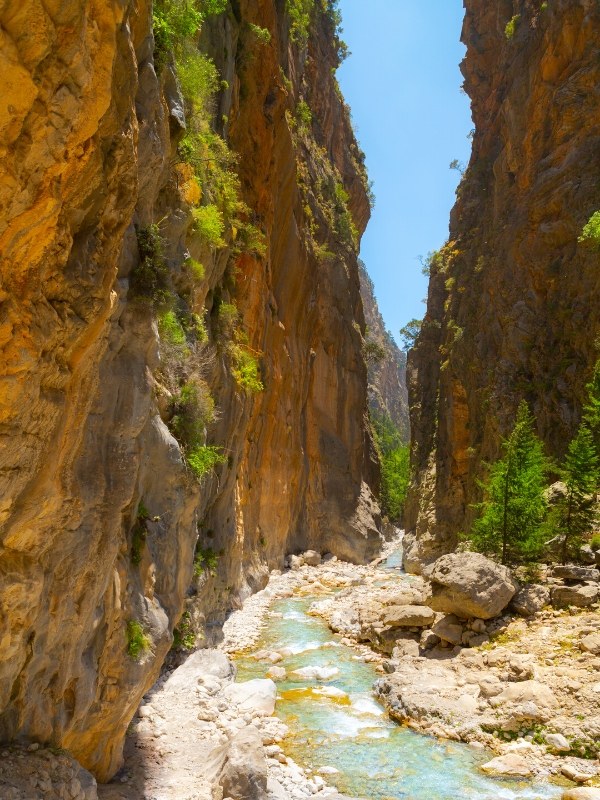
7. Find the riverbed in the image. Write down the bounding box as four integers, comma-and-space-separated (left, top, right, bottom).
234, 553, 563, 800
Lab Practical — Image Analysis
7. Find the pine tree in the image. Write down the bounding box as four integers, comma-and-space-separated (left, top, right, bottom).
471, 401, 548, 566
583, 359, 600, 451
549, 424, 600, 563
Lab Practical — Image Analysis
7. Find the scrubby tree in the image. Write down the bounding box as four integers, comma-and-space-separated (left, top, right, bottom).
583, 359, 600, 450
548, 424, 599, 563
371, 412, 410, 523
471, 401, 549, 566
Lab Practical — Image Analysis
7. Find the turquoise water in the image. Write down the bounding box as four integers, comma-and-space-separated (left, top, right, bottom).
235, 555, 563, 800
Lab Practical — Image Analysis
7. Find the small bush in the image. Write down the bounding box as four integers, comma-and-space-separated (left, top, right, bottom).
131, 224, 173, 310
177, 47, 219, 114
505, 14, 520, 39
286, 0, 314, 45
248, 23, 271, 44
192, 205, 225, 247
173, 611, 196, 650
187, 445, 226, 480
126, 620, 151, 660
158, 309, 187, 348
194, 546, 219, 576
170, 379, 216, 448
590, 533, 600, 551
295, 100, 312, 131
578, 211, 600, 249
153, 0, 203, 70
186, 258, 205, 282
230, 343, 264, 393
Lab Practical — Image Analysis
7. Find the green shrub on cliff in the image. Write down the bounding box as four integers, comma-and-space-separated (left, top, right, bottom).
126, 620, 151, 660
470, 401, 549, 565
579, 211, 600, 249
505, 14, 520, 39
131, 224, 173, 310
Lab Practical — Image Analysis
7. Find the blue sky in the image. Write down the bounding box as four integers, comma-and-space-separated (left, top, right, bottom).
337, 0, 472, 346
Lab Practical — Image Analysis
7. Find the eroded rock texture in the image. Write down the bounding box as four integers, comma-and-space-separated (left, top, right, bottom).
405, 0, 600, 572
0, 0, 380, 781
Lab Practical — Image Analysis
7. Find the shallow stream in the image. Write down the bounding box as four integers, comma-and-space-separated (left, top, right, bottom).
235, 553, 563, 800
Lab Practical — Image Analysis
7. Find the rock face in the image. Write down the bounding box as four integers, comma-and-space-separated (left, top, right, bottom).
0, 0, 380, 781
359, 262, 409, 441
426, 552, 518, 619
405, 0, 600, 569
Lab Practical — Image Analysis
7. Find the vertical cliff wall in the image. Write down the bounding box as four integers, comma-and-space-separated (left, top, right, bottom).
359, 262, 409, 442
405, 0, 600, 572
0, 0, 380, 780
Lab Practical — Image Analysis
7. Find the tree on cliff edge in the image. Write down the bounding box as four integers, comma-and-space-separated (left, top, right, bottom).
471, 401, 549, 566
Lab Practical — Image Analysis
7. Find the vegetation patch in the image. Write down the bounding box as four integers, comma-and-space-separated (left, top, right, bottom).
371, 411, 410, 522
187, 444, 226, 480
505, 14, 520, 39
131, 224, 172, 310
579, 211, 600, 249
194, 546, 219, 576
126, 620, 151, 660
173, 611, 196, 650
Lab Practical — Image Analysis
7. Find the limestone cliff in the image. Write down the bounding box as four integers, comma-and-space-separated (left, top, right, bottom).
0, 0, 379, 781
359, 261, 409, 442
405, 0, 600, 571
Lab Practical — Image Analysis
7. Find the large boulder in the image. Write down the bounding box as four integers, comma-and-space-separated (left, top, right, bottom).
382, 605, 435, 628
552, 565, 600, 582
222, 679, 277, 715
218, 726, 268, 800
510, 583, 550, 617
302, 550, 322, 566
562, 790, 600, 800
551, 583, 599, 608
426, 552, 518, 619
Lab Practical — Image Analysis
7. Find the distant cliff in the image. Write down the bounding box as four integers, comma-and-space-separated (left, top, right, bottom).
359, 262, 409, 442
405, 0, 600, 572
0, 0, 380, 780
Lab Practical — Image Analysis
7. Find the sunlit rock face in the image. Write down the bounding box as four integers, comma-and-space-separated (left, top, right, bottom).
358, 262, 409, 443
0, 0, 380, 780
405, 0, 600, 571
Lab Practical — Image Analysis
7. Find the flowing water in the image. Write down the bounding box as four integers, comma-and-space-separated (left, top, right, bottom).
235, 554, 563, 800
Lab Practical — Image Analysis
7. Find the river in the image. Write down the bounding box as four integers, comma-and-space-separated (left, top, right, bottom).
234, 551, 563, 800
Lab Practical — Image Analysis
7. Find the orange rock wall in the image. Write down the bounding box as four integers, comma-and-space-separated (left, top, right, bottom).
0, 0, 380, 780
405, 0, 600, 571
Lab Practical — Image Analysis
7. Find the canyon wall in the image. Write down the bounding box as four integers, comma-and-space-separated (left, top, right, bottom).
0, 0, 380, 780
405, 0, 600, 572
359, 262, 409, 442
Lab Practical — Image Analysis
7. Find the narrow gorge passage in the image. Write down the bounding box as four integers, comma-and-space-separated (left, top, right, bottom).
1, 0, 599, 799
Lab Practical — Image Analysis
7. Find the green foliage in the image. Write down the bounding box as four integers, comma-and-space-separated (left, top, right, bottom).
187, 445, 226, 480
332, 182, 358, 247
364, 338, 387, 365
399, 319, 422, 350
126, 620, 151, 660
173, 611, 196, 650
194, 546, 219, 576
470, 401, 549, 565
131, 225, 172, 310
230, 342, 264, 393
583, 359, 600, 453
540, 1, 548, 10
286, 0, 314, 45
158, 309, 187, 348
153, 0, 227, 70
248, 23, 271, 44
505, 14, 520, 39
579, 211, 600, 249
591, 533, 600, 551
153, 0, 203, 70
177, 47, 219, 111
186, 258, 205, 282
170, 379, 216, 450
295, 100, 313, 131
371, 412, 410, 522
192, 205, 225, 247
547, 424, 599, 563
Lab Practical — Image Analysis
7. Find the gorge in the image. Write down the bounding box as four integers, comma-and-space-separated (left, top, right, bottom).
0, 1, 599, 800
